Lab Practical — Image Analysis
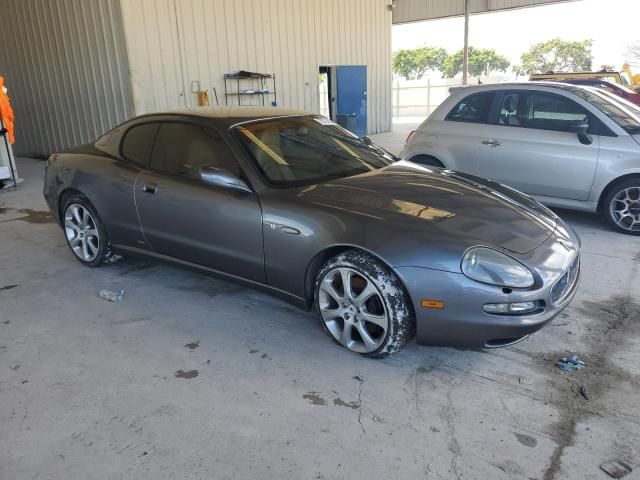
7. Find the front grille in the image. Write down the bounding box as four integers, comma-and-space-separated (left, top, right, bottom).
550, 255, 580, 305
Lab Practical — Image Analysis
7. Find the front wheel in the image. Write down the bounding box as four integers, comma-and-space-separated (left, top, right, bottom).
603, 179, 640, 235
314, 250, 415, 358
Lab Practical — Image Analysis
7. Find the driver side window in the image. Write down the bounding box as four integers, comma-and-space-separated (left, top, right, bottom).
150, 123, 240, 180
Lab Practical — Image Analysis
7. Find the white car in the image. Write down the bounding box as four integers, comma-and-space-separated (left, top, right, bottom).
401, 82, 640, 234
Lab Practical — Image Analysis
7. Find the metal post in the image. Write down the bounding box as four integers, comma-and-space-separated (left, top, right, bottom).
394, 80, 400, 118
0, 117, 17, 189
462, 0, 470, 86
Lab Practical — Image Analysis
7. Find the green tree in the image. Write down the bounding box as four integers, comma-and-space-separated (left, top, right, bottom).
392, 46, 448, 80
516, 38, 593, 74
441, 47, 510, 78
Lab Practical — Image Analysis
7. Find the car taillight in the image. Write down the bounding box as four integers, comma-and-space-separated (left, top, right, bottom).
405, 130, 416, 145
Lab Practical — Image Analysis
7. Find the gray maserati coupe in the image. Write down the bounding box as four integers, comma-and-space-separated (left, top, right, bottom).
44, 107, 581, 357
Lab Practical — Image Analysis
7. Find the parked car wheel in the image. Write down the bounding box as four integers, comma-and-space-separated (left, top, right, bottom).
62, 194, 111, 266
314, 250, 415, 357
409, 154, 444, 168
603, 178, 640, 235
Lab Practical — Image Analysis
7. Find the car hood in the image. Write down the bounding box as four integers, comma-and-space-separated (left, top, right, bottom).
296, 161, 558, 254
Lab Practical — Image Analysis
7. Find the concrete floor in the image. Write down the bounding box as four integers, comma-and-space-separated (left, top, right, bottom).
1, 136, 639, 479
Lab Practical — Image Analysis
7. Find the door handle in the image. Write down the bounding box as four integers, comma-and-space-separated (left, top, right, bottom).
481, 139, 502, 147
142, 183, 158, 194
264, 221, 300, 235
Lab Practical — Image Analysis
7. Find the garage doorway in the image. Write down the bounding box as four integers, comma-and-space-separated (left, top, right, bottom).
318, 65, 368, 137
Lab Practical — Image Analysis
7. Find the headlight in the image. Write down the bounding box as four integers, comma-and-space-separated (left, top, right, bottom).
461, 247, 534, 288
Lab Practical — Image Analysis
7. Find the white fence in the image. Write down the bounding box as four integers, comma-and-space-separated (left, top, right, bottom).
392, 79, 463, 118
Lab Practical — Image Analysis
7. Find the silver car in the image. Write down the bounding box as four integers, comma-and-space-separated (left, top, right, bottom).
401, 82, 640, 234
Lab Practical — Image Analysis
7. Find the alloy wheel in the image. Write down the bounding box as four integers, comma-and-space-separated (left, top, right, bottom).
609, 186, 640, 232
64, 204, 100, 262
318, 267, 388, 353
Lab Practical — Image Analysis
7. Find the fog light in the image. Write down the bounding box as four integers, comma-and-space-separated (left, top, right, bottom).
483, 301, 539, 315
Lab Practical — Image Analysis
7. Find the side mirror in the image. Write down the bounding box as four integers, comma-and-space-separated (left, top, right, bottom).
200, 166, 251, 193
567, 122, 593, 145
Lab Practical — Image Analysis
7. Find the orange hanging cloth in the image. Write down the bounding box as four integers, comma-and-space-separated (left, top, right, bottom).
0, 76, 16, 144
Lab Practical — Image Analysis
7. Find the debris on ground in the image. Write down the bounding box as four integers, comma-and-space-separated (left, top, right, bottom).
555, 355, 585, 372
579, 385, 590, 400
600, 460, 632, 478
103, 254, 124, 265
99, 289, 124, 302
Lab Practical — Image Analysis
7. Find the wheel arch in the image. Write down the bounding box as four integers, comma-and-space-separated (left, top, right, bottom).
597, 173, 640, 212
57, 188, 86, 223
406, 154, 445, 168
303, 244, 411, 309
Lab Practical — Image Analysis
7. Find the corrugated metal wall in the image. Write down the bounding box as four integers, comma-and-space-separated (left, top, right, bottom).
0, 0, 134, 156
119, 0, 393, 134
393, 0, 575, 23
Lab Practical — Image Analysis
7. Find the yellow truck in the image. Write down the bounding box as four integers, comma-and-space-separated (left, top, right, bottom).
530, 66, 640, 92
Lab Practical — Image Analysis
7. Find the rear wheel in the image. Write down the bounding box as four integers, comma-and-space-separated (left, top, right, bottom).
603, 178, 640, 235
314, 250, 414, 358
62, 194, 111, 266
409, 154, 444, 168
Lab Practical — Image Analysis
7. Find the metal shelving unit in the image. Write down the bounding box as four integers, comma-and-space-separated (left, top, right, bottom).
224, 72, 277, 107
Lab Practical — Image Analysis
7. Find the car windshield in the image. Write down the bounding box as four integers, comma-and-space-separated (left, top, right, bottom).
572, 87, 640, 134
233, 116, 394, 187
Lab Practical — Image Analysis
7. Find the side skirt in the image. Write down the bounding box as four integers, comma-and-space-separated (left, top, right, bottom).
112, 244, 309, 310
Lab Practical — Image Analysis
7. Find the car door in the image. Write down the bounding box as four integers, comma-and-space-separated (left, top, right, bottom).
99, 122, 159, 247
134, 120, 265, 282
477, 90, 599, 200
435, 91, 495, 174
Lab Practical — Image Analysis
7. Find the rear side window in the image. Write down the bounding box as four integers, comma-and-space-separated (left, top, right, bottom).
445, 92, 494, 124
498, 92, 588, 132
150, 123, 240, 181
121, 123, 159, 166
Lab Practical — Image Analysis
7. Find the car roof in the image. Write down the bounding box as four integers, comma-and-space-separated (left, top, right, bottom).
448, 81, 584, 94
166, 106, 306, 119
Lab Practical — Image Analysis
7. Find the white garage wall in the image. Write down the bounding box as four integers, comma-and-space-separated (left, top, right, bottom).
119, 0, 393, 134
0, 0, 134, 156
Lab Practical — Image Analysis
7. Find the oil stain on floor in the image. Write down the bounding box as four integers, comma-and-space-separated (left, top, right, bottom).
0, 207, 54, 224
174, 370, 199, 379
303, 391, 327, 406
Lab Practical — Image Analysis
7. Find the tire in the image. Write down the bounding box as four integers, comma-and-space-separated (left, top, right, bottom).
409, 155, 444, 168
61, 194, 113, 266
602, 177, 640, 235
314, 250, 415, 358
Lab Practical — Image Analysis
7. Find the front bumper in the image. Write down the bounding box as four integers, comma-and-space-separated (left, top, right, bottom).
396, 224, 581, 348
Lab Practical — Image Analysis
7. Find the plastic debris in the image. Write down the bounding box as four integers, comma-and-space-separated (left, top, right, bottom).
555, 355, 585, 372
99, 289, 124, 302
102, 254, 124, 265
600, 460, 632, 479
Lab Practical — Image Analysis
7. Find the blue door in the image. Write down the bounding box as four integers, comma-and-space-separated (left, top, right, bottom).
336, 65, 367, 137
